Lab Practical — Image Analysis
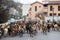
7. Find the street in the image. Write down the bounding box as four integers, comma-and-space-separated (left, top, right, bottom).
1, 30, 60, 40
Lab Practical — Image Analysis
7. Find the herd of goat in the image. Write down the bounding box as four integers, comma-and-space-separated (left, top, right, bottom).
0, 20, 60, 39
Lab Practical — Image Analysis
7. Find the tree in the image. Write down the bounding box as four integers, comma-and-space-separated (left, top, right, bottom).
0, 0, 15, 24
0, 0, 22, 24
0, 8, 10, 23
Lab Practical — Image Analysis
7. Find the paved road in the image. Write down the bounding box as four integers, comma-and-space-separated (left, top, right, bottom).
1, 30, 60, 40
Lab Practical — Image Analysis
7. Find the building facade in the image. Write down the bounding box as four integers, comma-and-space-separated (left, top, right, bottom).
43, 1, 60, 16
28, 1, 60, 20
28, 1, 44, 20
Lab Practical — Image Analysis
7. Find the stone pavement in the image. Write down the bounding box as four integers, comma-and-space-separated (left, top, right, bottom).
1, 30, 60, 40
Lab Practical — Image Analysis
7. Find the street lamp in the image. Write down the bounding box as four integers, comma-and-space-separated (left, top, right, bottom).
52, 7, 54, 22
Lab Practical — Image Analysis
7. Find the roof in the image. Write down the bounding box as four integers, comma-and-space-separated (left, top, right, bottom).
47, 1, 60, 5
30, 1, 43, 5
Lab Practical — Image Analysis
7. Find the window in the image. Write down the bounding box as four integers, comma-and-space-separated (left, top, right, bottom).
58, 13, 60, 16
50, 13, 52, 16
35, 6, 37, 11
39, 6, 41, 8
44, 4, 48, 7
29, 8, 31, 11
58, 6, 60, 11
54, 13, 56, 16
50, 6, 53, 11
50, 13, 56, 16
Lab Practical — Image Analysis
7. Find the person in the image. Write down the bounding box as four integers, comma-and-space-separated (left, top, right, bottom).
19, 26, 24, 37
8, 27, 11, 36
26, 21, 31, 33
47, 20, 51, 32
32, 24, 37, 35
29, 25, 33, 37
51, 23, 54, 30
